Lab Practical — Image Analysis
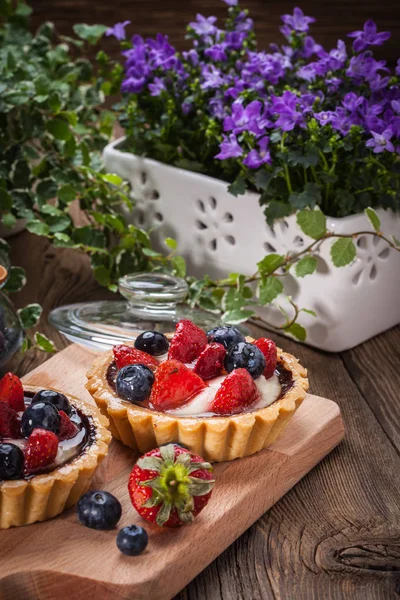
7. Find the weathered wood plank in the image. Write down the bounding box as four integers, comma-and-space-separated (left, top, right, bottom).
6, 228, 400, 600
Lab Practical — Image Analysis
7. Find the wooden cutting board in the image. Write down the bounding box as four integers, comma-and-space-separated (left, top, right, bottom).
0, 344, 344, 600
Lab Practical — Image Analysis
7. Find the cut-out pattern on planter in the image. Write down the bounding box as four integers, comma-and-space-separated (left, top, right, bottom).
352, 234, 391, 285
195, 195, 236, 252
127, 168, 163, 230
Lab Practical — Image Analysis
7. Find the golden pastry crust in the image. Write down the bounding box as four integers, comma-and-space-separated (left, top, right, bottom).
0, 386, 111, 529
86, 337, 308, 462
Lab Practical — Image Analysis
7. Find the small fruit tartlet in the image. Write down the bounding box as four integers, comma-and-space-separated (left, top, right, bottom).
0, 373, 111, 528
86, 321, 308, 462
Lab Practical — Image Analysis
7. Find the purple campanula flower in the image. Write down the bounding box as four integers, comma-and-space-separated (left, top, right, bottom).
243, 137, 271, 168
281, 7, 315, 34
325, 77, 342, 93
315, 111, 336, 126
223, 100, 270, 135
234, 11, 254, 33
121, 76, 146, 94
205, 43, 228, 62
368, 74, 391, 92
396, 59, 400, 76
346, 52, 389, 81
348, 20, 390, 53
148, 77, 166, 96
366, 127, 395, 153
392, 100, 400, 114
225, 31, 247, 50
182, 101, 193, 115
189, 14, 218, 37
223, 0, 238, 5
209, 97, 227, 119
147, 34, 178, 70
200, 64, 225, 90
326, 40, 347, 70
183, 49, 199, 67
301, 36, 324, 58
215, 134, 243, 159
271, 91, 303, 131
297, 64, 318, 82
106, 20, 131, 41
342, 93, 364, 112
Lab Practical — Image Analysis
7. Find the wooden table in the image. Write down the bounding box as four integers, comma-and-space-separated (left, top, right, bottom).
7, 230, 400, 599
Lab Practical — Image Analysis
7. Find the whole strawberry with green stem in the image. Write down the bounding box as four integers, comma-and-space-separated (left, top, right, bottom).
128, 444, 215, 527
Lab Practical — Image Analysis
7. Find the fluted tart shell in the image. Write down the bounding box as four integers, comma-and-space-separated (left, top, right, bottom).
86, 337, 308, 462
0, 386, 111, 529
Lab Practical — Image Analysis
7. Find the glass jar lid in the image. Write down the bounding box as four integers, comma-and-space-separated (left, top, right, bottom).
49, 272, 249, 351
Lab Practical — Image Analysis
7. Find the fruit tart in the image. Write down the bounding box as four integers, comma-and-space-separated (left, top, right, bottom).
0, 373, 111, 528
86, 321, 308, 462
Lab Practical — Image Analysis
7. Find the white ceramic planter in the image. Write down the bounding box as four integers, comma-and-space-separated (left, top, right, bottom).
104, 138, 400, 352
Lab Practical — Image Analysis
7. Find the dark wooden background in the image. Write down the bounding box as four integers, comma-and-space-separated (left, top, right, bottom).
29, 0, 400, 66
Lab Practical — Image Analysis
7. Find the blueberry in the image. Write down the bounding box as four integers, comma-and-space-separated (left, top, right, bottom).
31, 389, 71, 415
134, 331, 169, 356
224, 342, 266, 379
116, 525, 148, 556
206, 326, 245, 350
77, 490, 122, 530
21, 401, 60, 438
0, 443, 24, 480
116, 364, 155, 404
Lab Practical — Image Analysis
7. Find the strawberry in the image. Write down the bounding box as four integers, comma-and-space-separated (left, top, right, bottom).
253, 338, 277, 379
0, 372, 24, 412
24, 428, 59, 473
0, 402, 21, 438
149, 359, 206, 411
193, 343, 226, 380
58, 410, 78, 441
168, 319, 207, 363
113, 345, 158, 370
210, 368, 259, 415
128, 443, 215, 527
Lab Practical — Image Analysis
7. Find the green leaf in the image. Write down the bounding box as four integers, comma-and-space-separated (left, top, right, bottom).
36, 179, 58, 203
2, 213, 16, 228
53, 232, 74, 247
365, 207, 381, 233
0, 188, 12, 212
263, 200, 291, 225
165, 237, 177, 250
171, 255, 186, 277
295, 256, 318, 278
93, 265, 110, 287
73, 23, 108, 44
71, 227, 106, 249
222, 308, 254, 325
34, 332, 56, 353
296, 209, 326, 240
301, 308, 317, 317
101, 173, 123, 185
47, 117, 71, 141
287, 147, 319, 168
48, 91, 62, 113
330, 238, 357, 267
26, 220, 50, 236
289, 183, 321, 210
18, 303, 42, 329
257, 253, 285, 276
15, 2, 33, 16
142, 248, 161, 257
393, 236, 400, 247
21, 337, 32, 353
285, 322, 307, 342
222, 287, 247, 312
3, 266, 26, 293
12, 159, 30, 188
253, 169, 271, 191
228, 175, 246, 197
258, 276, 283, 304
45, 214, 71, 233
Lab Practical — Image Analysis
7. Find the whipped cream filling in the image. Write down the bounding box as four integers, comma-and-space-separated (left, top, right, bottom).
165, 372, 281, 417
4, 426, 87, 469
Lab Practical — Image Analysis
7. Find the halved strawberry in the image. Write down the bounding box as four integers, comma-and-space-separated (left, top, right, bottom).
168, 320, 207, 363
0, 372, 24, 412
128, 443, 215, 527
24, 428, 59, 473
210, 368, 259, 415
149, 359, 206, 411
193, 343, 226, 380
0, 402, 21, 438
253, 338, 277, 379
58, 410, 78, 441
113, 345, 158, 370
